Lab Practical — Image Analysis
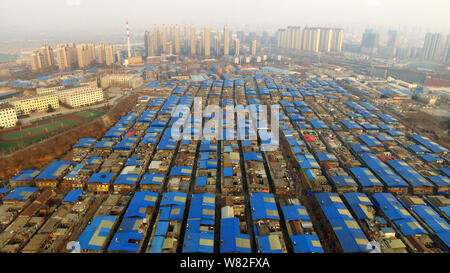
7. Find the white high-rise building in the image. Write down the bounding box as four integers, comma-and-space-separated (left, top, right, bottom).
184, 24, 190, 54
56, 43, 77, 72
145, 31, 154, 57
76, 44, 96, 68
105, 45, 114, 66
319, 28, 333, 53
331, 29, 344, 52
204, 26, 211, 57
214, 36, 220, 56
422, 33, 444, 62
30, 45, 55, 72
277, 26, 341, 53
302, 27, 320, 53
190, 25, 196, 56
251, 39, 257, 56
224, 26, 230, 56
174, 25, 181, 54
234, 38, 240, 56
97, 44, 106, 64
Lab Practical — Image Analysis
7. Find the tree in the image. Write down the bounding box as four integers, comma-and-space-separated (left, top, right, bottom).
47, 104, 55, 113
0, 94, 139, 180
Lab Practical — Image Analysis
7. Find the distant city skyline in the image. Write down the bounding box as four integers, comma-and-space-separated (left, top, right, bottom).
1, 0, 449, 41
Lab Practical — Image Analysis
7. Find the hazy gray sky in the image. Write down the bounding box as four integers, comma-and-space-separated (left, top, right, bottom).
1, 0, 449, 35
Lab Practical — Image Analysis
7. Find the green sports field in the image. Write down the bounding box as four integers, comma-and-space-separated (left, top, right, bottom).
0, 109, 105, 153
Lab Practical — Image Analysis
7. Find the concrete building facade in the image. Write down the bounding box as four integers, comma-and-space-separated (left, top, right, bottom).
0, 103, 18, 128
10, 94, 59, 116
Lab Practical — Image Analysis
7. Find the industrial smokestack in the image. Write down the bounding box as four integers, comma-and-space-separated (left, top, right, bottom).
126, 21, 131, 59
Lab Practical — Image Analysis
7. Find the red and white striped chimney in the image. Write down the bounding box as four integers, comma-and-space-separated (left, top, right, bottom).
126, 21, 131, 59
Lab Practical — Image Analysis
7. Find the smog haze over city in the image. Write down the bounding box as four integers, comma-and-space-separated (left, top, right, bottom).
1, 0, 450, 39
0, 0, 449, 266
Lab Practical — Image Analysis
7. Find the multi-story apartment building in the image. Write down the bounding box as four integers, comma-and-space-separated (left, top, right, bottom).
422, 33, 445, 62
443, 34, 450, 64
251, 39, 257, 55
115, 50, 122, 64
190, 25, 196, 56
214, 36, 220, 56
204, 26, 211, 57
161, 25, 168, 54
56, 43, 77, 72
59, 87, 104, 108
0, 103, 18, 128
9, 94, 59, 116
100, 74, 144, 89
76, 43, 96, 69
36, 86, 65, 95
173, 24, 181, 55
97, 44, 114, 66
97, 44, 106, 64
276, 27, 343, 53
331, 28, 344, 52
303, 27, 321, 52
224, 25, 230, 56
319, 28, 333, 53
30, 52, 44, 72
387, 30, 400, 47
184, 24, 190, 54
30, 45, 55, 72
105, 45, 114, 66
148, 31, 155, 57
361, 29, 379, 55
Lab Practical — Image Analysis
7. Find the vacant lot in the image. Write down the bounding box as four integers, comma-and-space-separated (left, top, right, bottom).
404, 110, 450, 149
